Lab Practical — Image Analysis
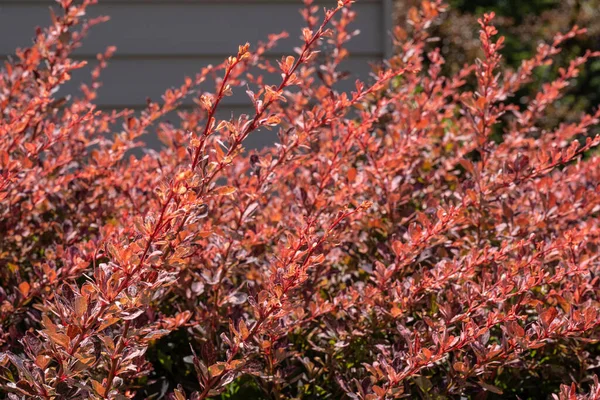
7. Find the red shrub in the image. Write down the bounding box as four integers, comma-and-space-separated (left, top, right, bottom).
1, 0, 599, 398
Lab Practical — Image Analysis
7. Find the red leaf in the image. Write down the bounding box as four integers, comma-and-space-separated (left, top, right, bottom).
18, 282, 30, 297
540, 307, 558, 329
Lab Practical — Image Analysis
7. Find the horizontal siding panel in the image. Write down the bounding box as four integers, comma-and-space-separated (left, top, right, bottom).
59, 56, 380, 107
0, 0, 389, 149
0, 2, 383, 57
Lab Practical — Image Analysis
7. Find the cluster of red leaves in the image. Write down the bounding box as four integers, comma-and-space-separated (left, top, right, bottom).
1, 0, 599, 399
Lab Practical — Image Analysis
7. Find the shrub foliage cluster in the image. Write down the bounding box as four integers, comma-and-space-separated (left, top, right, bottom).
395, 0, 600, 127
1, 0, 599, 399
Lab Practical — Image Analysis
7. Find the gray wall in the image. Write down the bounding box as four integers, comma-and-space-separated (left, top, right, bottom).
0, 0, 392, 148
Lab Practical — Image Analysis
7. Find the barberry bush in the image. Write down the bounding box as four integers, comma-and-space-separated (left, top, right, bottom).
1, 0, 599, 399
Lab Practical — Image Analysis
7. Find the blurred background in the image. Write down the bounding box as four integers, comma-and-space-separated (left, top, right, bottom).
0, 0, 598, 146
395, 0, 600, 126
0, 0, 390, 149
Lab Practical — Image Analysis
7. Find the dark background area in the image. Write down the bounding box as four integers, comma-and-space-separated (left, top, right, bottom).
395, 0, 600, 127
